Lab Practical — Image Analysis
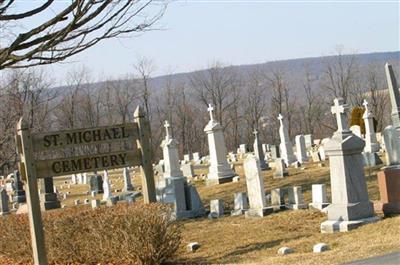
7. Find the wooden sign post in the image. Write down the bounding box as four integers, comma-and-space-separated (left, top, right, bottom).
15, 106, 156, 265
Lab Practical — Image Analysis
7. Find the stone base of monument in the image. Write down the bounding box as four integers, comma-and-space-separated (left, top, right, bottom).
286, 203, 308, 210
362, 152, 383, 167
374, 166, 400, 215
309, 202, 329, 211
244, 207, 273, 218
231, 209, 246, 216
206, 175, 235, 186
40, 193, 61, 211
320, 216, 380, 233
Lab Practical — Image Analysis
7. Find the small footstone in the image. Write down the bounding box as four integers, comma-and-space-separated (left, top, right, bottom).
232, 176, 240, 182
313, 243, 329, 253
187, 242, 201, 252
278, 247, 293, 255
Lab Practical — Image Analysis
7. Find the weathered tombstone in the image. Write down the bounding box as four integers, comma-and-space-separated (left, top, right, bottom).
12, 170, 26, 203
304, 134, 314, 149
362, 99, 382, 166
253, 130, 269, 170
271, 188, 285, 210
295, 134, 308, 164
231, 192, 249, 216
209, 199, 224, 218
309, 184, 329, 210
39, 177, 61, 211
192, 152, 201, 163
82, 173, 88, 185
243, 155, 273, 218
90, 174, 103, 194
278, 114, 296, 166
382, 125, 400, 166
239, 144, 247, 154
286, 186, 307, 210
204, 104, 235, 185
0, 188, 10, 215
183, 154, 192, 162
270, 145, 280, 159
71, 174, 77, 184
320, 98, 378, 233
102, 170, 112, 201
385, 63, 400, 128
273, 158, 288, 178
123, 167, 134, 192
181, 163, 194, 179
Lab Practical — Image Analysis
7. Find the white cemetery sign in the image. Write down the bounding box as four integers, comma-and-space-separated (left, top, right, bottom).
15, 106, 156, 265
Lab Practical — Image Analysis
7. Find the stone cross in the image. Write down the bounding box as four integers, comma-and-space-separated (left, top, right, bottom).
278, 113, 283, 125
331, 98, 349, 132
253, 129, 258, 137
207, 104, 214, 121
164, 120, 171, 138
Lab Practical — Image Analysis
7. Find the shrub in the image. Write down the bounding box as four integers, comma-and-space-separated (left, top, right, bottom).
0, 203, 181, 265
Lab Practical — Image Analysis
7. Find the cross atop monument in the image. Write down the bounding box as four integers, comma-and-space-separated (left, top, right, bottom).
277, 113, 284, 126
362, 99, 368, 109
331, 98, 349, 132
362, 99, 370, 119
207, 103, 214, 121
164, 120, 171, 138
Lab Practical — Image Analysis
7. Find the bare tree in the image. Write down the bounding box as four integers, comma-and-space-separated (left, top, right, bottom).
134, 57, 155, 119
0, 1, 166, 69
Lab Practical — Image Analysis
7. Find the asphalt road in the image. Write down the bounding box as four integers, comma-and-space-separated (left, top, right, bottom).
342, 252, 400, 265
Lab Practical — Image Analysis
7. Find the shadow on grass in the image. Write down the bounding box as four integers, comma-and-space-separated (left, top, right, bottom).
172, 236, 305, 264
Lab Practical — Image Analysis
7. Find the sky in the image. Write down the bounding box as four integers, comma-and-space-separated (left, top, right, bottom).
10, 1, 400, 84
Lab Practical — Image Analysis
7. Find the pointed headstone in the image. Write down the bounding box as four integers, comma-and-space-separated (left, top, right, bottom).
123, 168, 134, 192
385, 63, 400, 128
253, 130, 269, 170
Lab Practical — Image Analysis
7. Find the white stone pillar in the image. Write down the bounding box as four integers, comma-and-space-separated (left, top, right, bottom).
204, 104, 234, 185
278, 114, 296, 166
243, 155, 272, 218
295, 134, 308, 163
102, 170, 112, 201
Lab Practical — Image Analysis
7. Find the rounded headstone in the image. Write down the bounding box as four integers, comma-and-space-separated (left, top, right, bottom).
278, 247, 294, 255
313, 243, 329, 253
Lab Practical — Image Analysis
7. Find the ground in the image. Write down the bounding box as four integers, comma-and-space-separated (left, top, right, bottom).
7, 159, 400, 264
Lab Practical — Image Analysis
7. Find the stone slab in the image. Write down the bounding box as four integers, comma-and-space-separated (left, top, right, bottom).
320, 216, 380, 233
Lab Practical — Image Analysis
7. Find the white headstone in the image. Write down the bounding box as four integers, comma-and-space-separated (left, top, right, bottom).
243, 155, 273, 218
102, 170, 112, 201
278, 114, 296, 166
204, 104, 235, 185
295, 135, 308, 163
123, 167, 134, 192
231, 192, 249, 216
287, 186, 307, 210
273, 158, 288, 178
309, 184, 329, 210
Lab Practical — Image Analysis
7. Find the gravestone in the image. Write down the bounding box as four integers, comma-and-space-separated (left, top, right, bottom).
286, 186, 307, 210
192, 152, 201, 163
204, 104, 235, 185
273, 158, 288, 178
374, 64, 400, 215
181, 163, 194, 178
183, 154, 192, 162
271, 188, 285, 210
39, 177, 60, 211
0, 188, 10, 215
239, 144, 247, 154
12, 170, 26, 203
90, 174, 103, 194
209, 199, 224, 218
123, 167, 134, 192
231, 192, 249, 216
253, 130, 269, 170
82, 173, 88, 185
102, 170, 112, 201
278, 114, 296, 166
321, 98, 378, 233
350, 125, 362, 138
362, 99, 382, 166
295, 134, 308, 164
304, 134, 314, 149
243, 155, 273, 218
270, 145, 280, 159
309, 184, 329, 210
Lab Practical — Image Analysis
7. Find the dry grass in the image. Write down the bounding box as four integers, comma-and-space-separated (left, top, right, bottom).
3, 158, 398, 265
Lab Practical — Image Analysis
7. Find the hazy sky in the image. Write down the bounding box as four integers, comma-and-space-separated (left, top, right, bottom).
22, 1, 400, 84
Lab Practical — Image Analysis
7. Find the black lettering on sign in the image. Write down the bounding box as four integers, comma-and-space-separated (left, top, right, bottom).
49, 153, 130, 174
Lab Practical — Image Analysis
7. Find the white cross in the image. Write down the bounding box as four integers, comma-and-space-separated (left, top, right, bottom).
331, 98, 349, 132
164, 120, 171, 138
362, 99, 369, 110
207, 103, 214, 121
277, 113, 284, 126
253, 129, 259, 135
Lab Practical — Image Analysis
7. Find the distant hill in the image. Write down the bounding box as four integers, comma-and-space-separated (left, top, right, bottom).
54, 51, 400, 101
